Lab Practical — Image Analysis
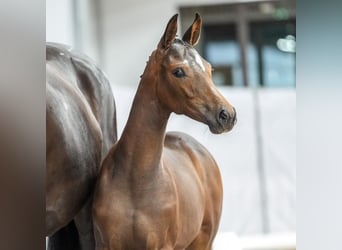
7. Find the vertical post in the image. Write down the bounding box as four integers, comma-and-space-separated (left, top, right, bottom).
256, 37, 264, 86
72, 0, 82, 51
252, 86, 270, 234
250, 17, 269, 235
92, 0, 104, 68
71, 0, 102, 64
237, 3, 270, 233
236, 4, 249, 87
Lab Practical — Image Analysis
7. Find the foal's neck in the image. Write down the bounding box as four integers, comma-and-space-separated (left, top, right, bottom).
116, 67, 170, 177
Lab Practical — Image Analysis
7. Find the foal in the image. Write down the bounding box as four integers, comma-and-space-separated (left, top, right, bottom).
93, 14, 237, 250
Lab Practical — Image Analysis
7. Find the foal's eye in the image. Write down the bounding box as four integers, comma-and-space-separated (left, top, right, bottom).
172, 68, 186, 78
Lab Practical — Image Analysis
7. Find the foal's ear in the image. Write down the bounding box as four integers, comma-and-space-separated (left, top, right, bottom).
182, 13, 202, 46
158, 14, 178, 50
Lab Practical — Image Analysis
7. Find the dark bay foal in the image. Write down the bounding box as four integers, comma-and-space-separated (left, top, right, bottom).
93, 14, 236, 250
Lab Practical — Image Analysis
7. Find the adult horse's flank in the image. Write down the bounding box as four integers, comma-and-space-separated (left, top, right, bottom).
93, 13, 237, 250
46, 43, 117, 250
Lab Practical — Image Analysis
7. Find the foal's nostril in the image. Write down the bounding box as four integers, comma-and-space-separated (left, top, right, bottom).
219, 109, 229, 123
232, 107, 237, 123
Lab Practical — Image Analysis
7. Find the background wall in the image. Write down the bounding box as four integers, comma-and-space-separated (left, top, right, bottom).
99, 0, 244, 88
46, 0, 296, 240
46, 0, 74, 46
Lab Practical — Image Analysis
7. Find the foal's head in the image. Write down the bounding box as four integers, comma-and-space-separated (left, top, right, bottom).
149, 14, 236, 134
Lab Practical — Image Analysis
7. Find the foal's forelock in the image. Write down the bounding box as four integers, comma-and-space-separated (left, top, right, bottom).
143, 39, 208, 79
163, 41, 206, 71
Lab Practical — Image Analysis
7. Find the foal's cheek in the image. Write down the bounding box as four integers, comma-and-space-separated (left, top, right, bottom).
181, 82, 195, 99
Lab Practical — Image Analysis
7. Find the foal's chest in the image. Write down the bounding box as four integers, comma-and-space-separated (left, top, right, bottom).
108, 185, 179, 249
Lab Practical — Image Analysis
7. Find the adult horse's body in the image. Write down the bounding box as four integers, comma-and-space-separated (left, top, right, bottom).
93, 14, 236, 250
46, 43, 117, 250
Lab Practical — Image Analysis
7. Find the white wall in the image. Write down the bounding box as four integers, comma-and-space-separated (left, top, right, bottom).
46, 0, 296, 236
100, 0, 244, 87
46, 0, 74, 46
46, 0, 101, 64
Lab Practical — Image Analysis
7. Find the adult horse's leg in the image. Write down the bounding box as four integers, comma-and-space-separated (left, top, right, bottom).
47, 221, 80, 250
48, 198, 95, 250
74, 197, 96, 250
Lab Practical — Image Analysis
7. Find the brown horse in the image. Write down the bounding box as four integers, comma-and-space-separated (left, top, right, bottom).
46, 43, 117, 250
92, 14, 236, 250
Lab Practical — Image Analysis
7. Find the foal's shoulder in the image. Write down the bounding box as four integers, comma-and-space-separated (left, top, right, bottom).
166, 131, 196, 143
165, 131, 207, 153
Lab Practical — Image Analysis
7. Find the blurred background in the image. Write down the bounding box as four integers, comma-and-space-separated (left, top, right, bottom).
47, 0, 296, 249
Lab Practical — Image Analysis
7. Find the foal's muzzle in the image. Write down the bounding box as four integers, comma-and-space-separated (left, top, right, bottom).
210, 107, 237, 134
